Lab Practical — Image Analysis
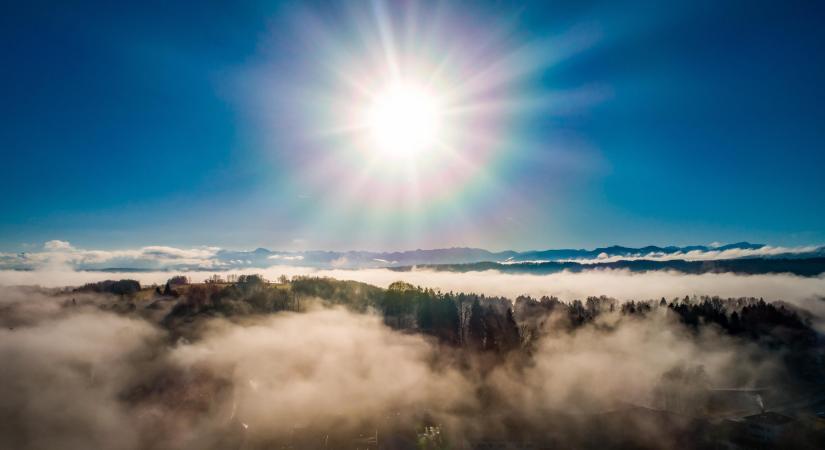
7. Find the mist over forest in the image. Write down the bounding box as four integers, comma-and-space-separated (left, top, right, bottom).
6, 0, 825, 447
2, 270, 824, 449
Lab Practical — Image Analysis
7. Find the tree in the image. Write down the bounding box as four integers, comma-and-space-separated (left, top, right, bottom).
205, 274, 224, 284
167, 275, 189, 286
77, 279, 140, 296
467, 299, 484, 349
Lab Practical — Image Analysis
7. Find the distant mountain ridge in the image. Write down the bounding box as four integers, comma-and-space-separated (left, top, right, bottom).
8, 242, 823, 272
391, 257, 825, 277
210, 242, 825, 270
498, 241, 768, 263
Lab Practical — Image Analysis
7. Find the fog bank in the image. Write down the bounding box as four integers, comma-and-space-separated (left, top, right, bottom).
0, 284, 796, 449
3, 265, 824, 305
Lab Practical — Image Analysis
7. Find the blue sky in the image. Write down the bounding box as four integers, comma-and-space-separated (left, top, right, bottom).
2, 0, 824, 252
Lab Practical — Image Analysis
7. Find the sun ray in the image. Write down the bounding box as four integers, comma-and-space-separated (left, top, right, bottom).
252, 0, 599, 245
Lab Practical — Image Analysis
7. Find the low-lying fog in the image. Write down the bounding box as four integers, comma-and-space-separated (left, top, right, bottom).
4, 266, 825, 324
1, 279, 811, 449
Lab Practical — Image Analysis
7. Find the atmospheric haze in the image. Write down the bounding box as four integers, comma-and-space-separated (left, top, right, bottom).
0, 282, 803, 449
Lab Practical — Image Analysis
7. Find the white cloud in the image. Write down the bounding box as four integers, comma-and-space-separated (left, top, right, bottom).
562, 245, 821, 264
330, 256, 349, 267
267, 254, 304, 261
43, 240, 73, 251
3, 241, 222, 270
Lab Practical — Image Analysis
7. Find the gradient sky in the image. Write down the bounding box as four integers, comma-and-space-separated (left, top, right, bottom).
2, 0, 824, 252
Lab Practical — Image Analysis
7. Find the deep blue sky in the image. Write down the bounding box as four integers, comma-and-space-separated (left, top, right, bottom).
2, 0, 824, 251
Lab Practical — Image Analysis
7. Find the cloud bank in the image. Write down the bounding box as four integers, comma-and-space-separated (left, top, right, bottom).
4, 264, 823, 304
561, 245, 822, 264
2, 241, 221, 270
3, 265, 825, 334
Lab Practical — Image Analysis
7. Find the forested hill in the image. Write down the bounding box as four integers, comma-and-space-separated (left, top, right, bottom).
80, 275, 822, 370
14, 275, 824, 448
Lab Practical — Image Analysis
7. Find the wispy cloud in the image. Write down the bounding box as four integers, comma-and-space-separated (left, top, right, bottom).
1, 241, 222, 270
560, 245, 821, 264
267, 254, 304, 261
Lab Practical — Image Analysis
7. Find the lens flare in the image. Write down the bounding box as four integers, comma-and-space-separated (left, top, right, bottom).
249, 1, 601, 245
365, 82, 442, 160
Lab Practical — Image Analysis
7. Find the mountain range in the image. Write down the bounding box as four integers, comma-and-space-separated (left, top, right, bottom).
7, 241, 824, 274
211, 242, 821, 268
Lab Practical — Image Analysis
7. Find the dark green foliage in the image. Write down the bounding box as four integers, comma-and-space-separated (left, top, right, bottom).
459, 296, 520, 352
416, 291, 461, 343
379, 283, 464, 344
414, 289, 461, 344
76, 279, 141, 295
165, 275, 292, 322
291, 276, 383, 312
381, 281, 419, 326
467, 299, 486, 350
154, 276, 821, 365
666, 297, 813, 344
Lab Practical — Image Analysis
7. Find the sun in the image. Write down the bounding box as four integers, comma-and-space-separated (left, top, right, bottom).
364, 81, 443, 160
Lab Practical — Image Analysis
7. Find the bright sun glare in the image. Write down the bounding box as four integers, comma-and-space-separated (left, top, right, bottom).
365, 82, 442, 159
